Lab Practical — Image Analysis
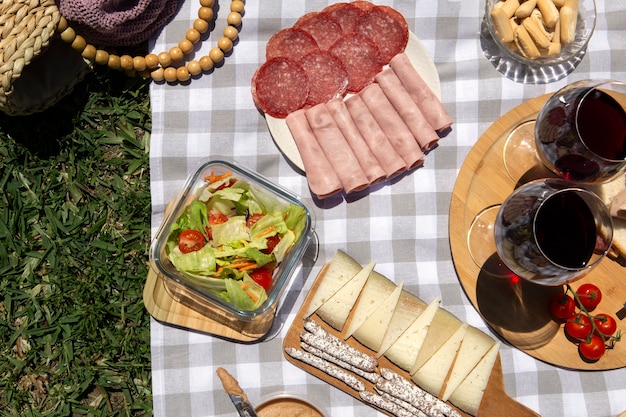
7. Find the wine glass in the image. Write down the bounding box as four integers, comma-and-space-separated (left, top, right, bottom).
535, 79, 626, 184
494, 178, 613, 285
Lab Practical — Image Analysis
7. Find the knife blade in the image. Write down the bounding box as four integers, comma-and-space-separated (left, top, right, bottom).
216, 367, 259, 417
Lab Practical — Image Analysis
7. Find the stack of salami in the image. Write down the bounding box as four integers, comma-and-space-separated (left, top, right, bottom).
251, 1, 453, 199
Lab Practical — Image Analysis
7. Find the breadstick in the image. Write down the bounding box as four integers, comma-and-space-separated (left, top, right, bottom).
491, 7, 515, 43
560, 0, 578, 44
300, 342, 381, 384
522, 10, 551, 49
299, 331, 378, 372
500, 0, 521, 17
514, 24, 542, 58
536, 0, 559, 28
360, 391, 417, 417
515, 0, 537, 18
285, 347, 366, 392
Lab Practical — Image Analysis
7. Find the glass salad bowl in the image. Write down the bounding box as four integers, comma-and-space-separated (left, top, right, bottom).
150, 158, 315, 339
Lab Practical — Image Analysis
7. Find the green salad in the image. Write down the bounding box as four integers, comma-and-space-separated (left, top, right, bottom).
166, 171, 308, 311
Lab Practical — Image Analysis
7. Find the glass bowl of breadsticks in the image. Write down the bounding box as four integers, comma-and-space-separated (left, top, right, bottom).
485, 0, 596, 67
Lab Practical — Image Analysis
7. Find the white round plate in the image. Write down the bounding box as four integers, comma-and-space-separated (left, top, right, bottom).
265, 32, 442, 172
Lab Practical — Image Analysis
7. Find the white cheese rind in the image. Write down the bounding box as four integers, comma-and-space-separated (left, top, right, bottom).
316, 262, 375, 331
304, 250, 362, 318
448, 342, 501, 416
384, 296, 440, 371
411, 323, 468, 398
352, 282, 404, 351
343, 270, 397, 338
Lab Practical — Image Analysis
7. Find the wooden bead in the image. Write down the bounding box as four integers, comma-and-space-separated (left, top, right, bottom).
199, 56, 214, 71
186, 28, 201, 43
194, 18, 209, 33
227, 12, 242, 26
71, 35, 87, 52
108, 54, 121, 70
81, 44, 97, 60
164, 67, 178, 83
151, 67, 165, 82
176, 66, 191, 82
60, 27, 76, 43
95, 49, 109, 65
133, 56, 147, 72
223, 25, 238, 41
57, 17, 69, 33
187, 60, 202, 76
209, 47, 224, 63
145, 54, 159, 69
178, 39, 194, 54
217, 37, 233, 53
120, 55, 134, 71
230, 1, 244, 13
198, 6, 214, 21
158, 52, 172, 67
200, 0, 214, 7
169, 47, 184, 62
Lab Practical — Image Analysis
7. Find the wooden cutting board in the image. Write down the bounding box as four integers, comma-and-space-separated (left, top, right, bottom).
449, 94, 626, 370
283, 264, 540, 417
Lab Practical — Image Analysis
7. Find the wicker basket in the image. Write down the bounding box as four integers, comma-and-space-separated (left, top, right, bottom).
0, 0, 91, 116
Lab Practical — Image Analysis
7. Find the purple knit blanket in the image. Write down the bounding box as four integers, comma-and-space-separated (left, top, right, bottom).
57, 0, 179, 46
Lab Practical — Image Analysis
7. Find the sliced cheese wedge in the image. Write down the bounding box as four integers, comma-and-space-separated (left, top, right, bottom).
384, 296, 440, 371
304, 250, 362, 318
316, 261, 375, 331
411, 306, 463, 373
343, 270, 397, 339
411, 323, 468, 398
376, 290, 427, 358
448, 342, 501, 416
352, 282, 404, 351
441, 326, 496, 402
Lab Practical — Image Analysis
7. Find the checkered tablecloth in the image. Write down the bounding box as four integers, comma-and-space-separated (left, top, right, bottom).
147, 1, 626, 416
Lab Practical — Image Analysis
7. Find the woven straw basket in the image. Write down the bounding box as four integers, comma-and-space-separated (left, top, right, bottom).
0, 0, 90, 116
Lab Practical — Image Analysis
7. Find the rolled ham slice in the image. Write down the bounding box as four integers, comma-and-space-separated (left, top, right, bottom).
343, 95, 406, 179
375, 68, 439, 150
359, 83, 425, 170
285, 109, 343, 199
389, 52, 453, 133
325, 97, 386, 184
305, 103, 370, 194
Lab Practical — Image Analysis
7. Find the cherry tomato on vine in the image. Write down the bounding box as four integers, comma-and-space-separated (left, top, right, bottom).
178, 229, 205, 253
549, 293, 576, 320
575, 283, 602, 311
249, 267, 272, 291
593, 313, 617, 338
579, 334, 606, 361
565, 313, 592, 341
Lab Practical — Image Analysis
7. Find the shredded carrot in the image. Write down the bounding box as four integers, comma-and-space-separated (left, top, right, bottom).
244, 289, 259, 303
229, 261, 257, 269
255, 226, 275, 238
204, 171, 232, 184
239, 263, 258, 272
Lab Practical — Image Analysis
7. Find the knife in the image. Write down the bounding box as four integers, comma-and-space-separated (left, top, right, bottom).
216, 367, 259, 417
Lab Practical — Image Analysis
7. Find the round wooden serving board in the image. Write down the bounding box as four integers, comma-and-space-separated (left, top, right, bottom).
284, 264, 540, 417
449, 95, 626, 370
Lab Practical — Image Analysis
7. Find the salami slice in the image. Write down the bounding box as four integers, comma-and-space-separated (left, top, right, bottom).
299, 51, 349, 107
321, 2, 366, 34
329, 33, 383, 93
251, 58, 309, 119
294, 12, 343, 51
266, 27, 319, 61
351, 1, 377, 12
355, 5, 409, 64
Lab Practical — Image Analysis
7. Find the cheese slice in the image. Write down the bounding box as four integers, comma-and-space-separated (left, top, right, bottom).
304, 250, 362, 318
343, 270, 397, 338
352, 282, 404, 351
441, 326, 496, 402
411, 307, 463, 373
448, 342, 501, 416
411, 323, 468, 398
376, 290, 427, 357
384, 296, 440, 371
316, 261, 375, 331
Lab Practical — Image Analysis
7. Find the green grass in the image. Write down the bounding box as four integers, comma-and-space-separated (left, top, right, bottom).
0, 67, 153, 416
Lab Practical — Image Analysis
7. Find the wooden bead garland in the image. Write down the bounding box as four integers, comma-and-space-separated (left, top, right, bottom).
55, 0, 244, 83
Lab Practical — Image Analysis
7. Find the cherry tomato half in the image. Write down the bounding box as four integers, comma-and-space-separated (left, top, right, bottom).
549, 293, 576, 320
575, 283, 602, 311
178, 229, 205, 253
565, 313, 592, 341
246, 213, 264, 228
593, 313, 617, 338
262, 235, 281, 254
249, 267, 272, 291
579, 334, 606, 362
206, 213, 229, 240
